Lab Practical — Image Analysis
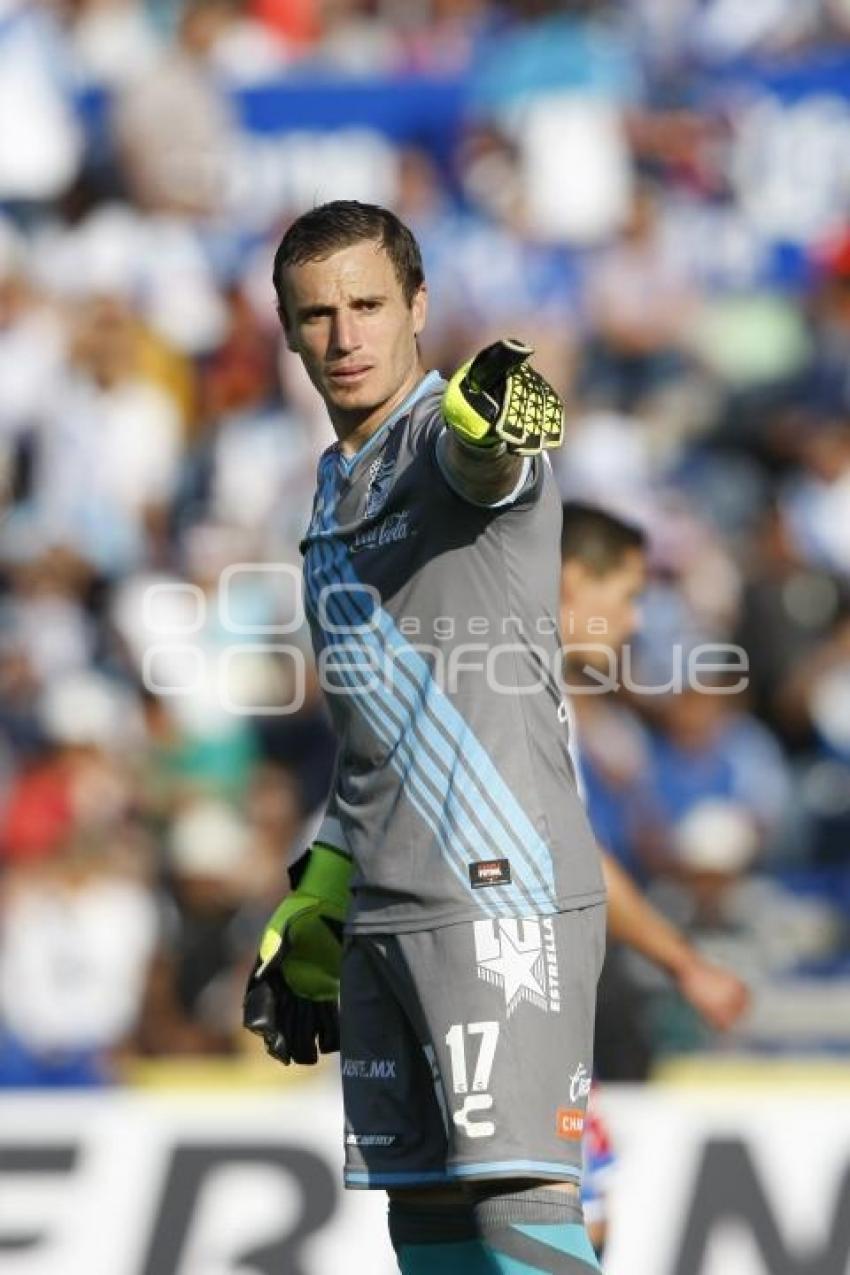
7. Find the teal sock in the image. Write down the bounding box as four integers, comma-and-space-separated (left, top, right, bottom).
390, 1186, 602, 1273
397, 1238, 532, 1273
397, 1230, 601, 1273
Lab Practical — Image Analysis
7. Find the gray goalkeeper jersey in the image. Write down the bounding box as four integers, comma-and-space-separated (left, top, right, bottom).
300, 371, 605, 933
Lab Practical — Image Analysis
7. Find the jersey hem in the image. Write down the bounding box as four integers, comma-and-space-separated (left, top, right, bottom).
344, 887, 607, 935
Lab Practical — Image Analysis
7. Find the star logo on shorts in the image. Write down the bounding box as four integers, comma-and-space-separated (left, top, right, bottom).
473, 919, 550, 1017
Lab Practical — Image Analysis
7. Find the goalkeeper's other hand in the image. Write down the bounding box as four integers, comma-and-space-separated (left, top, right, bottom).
442, 338, 565, 455
243, 842, 353, 1065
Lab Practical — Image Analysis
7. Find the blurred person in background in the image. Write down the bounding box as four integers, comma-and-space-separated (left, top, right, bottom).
781, 412, 850, 578
55, 0, 163, 90
177, 284, 318, 551
0, 671, 159, 1086
559, 500, 750, 1257
250, 0, 320, 52
804, 227, 850, 419
2, 670, 139, 870
0, 0, 83, 209
0, 218, 68, 540
307, 0, 401, 75
774, 609, 850, 870
646, 681, 791, 836
467, 0, 640, 247
580, 180, 698, 414
0, 830, 159, 1085
28, 292, 183, 575
136, 797, 266, 1056
112, 0, 243, 218
400, 0, 492, 72
733, 501, 848, 747
679, 0, 823, 63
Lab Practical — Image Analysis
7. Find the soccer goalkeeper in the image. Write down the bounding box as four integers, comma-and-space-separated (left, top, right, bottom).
244, 200, 606, 1272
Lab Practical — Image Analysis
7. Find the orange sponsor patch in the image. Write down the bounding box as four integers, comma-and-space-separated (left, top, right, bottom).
556, 1107, 585, 1141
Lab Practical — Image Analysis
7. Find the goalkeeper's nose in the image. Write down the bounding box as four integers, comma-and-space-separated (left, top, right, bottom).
329, 309, 361, 357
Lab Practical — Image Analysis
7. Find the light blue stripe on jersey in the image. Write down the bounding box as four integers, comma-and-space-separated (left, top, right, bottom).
307, 535, 552, 911
312, 537, 542, 915
309, 492, 544, 912
319, 597, 541, 912
310, 465, 518, 909
312, 536, 505, 917
305, 441, 558, 909
309, 507, 555, 907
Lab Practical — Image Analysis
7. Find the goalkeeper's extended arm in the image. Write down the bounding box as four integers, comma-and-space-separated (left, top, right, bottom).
439, 338, 565, 505
243, 842, 353, 1065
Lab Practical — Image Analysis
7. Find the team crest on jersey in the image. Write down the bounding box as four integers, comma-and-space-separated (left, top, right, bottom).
473, 917, 561, 1018
365, 456, 396, 518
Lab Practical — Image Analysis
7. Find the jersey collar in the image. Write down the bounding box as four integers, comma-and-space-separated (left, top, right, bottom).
336, 370, 443, 476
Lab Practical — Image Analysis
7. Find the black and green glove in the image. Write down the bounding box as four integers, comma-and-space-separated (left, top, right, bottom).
442, 338, 565, 456
243, 842, 353, 1065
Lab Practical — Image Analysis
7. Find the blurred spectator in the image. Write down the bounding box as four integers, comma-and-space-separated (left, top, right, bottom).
184, 286, 317, 547
580, 182, 699, 413
683, 0, 822, 62
645, 687, 792, 846
309, 0, 400, 74
251, 0, 320, 51
29, 293, 183, 574
0, 839, 160, 1085
782, 415, 850, 575
136, 797, 260, 1056
62, 0, 162, 89
400, 0, 492, 72
0, 217, 66, 505
1, 671, 141, 864
805, 227, 850, 416
113, 1, 241, 217
0, 669, 156, 1084
630, 794, 842, 1053
734, 504, 847, 743
468, 1, 640, 244
0, 0, 83, 203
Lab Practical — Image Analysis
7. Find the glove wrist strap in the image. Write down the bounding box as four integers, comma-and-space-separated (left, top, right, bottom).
301, 842, 354, 917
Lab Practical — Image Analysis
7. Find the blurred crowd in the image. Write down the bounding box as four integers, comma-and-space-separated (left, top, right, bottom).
1, 0, 850, 1085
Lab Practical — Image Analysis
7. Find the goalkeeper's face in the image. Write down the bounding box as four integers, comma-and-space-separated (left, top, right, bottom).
279, 239, 428, 441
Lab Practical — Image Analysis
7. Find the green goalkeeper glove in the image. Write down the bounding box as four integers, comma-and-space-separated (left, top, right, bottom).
243, 842, 353, 1065
442, 338, 565, 455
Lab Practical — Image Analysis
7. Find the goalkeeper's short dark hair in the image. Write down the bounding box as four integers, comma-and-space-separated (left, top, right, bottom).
560, 502, 647, 575
273, 200, 425, 319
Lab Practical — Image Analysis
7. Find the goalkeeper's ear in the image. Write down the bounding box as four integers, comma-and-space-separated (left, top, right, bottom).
410, 281, 428, 338
278, 300, 299, 353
